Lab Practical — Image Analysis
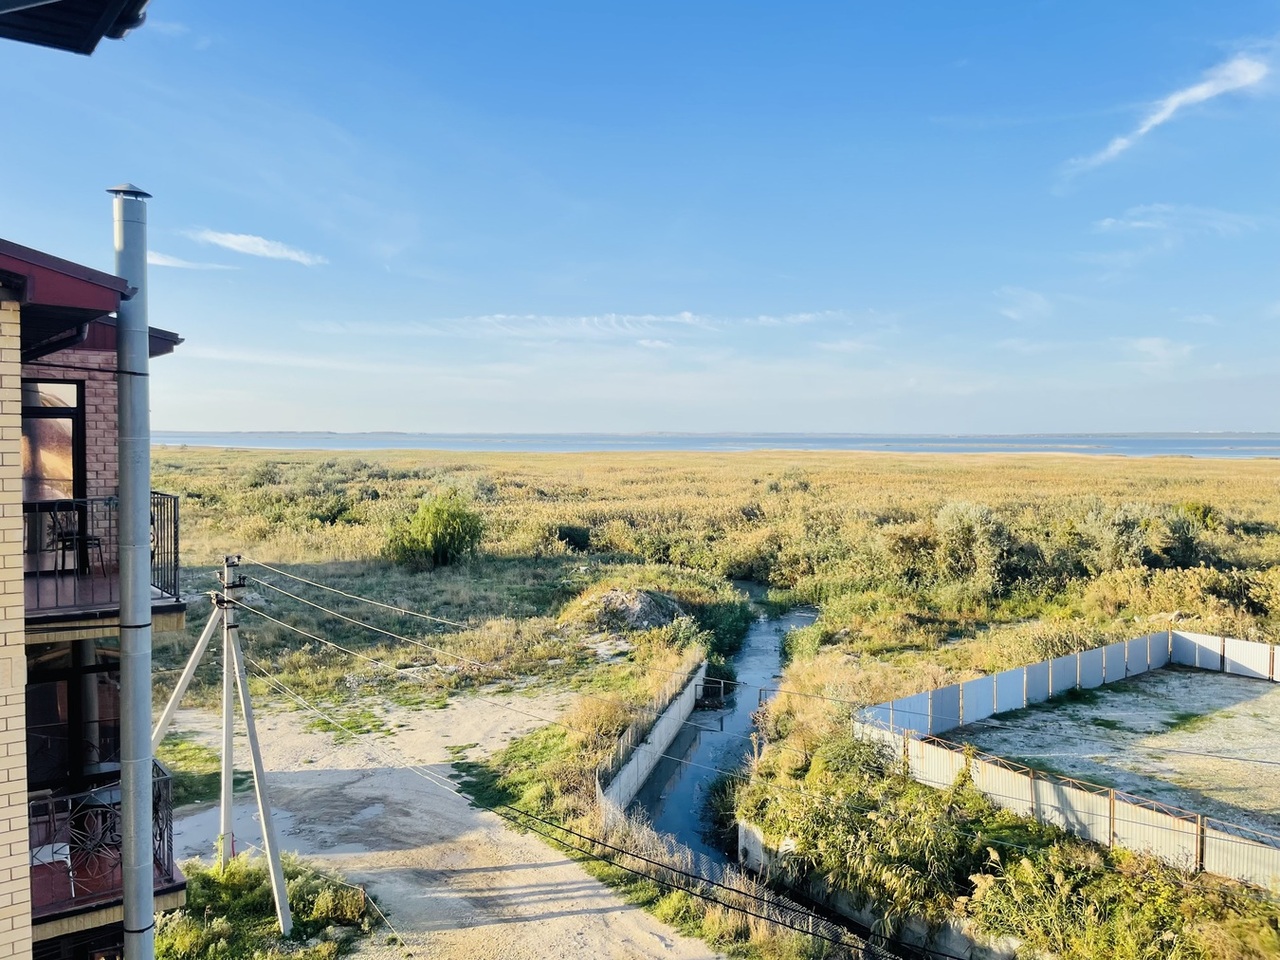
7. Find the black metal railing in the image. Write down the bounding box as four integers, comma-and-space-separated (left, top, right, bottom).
22, 492, 181, 613
29, 761, 179, 919
150, 491, 180, 601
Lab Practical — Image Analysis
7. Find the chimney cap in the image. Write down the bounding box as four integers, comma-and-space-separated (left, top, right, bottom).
106, 183, 152, 199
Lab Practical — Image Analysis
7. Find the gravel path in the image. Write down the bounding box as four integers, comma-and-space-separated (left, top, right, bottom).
170, 696, 719, 959
958, 667, 1280, 836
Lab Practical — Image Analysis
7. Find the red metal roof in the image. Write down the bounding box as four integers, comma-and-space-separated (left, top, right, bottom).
0, 237, 182, 360
0, 238, 131, 313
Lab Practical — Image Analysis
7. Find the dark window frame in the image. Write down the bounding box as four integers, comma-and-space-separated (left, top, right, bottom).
22, 378, 87, 503
27, 637, 121, 792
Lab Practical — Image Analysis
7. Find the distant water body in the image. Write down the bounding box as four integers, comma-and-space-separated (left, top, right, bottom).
153, 431, 1280, 459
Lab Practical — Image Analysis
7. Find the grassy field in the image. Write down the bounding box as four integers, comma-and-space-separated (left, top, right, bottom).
151, 446, 1280, 959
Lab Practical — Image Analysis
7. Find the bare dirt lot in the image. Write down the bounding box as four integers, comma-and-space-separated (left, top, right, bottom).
956, 666, 1280, 836
169, 696, 719, 960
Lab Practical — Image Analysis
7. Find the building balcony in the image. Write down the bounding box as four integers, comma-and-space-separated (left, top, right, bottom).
23, 492, 181, 621
29, 761, 184, 922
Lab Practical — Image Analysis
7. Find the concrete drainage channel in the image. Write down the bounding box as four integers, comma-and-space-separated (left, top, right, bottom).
591, 608, 943, 960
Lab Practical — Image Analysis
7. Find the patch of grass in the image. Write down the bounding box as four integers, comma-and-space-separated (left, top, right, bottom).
156, 732, 252, 806
1088, 717, 1128, 731
1060, 687, 1102, 705
156, 853, 375, 959
305, 706, 394, 740
1164, 710, 1214, 733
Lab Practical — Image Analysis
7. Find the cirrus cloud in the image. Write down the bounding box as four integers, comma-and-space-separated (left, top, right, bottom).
185, 229, 328, 266
1069, 55, 1269, 174
147, 251, 235, 270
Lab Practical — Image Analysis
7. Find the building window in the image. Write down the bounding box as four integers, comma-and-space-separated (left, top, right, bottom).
22, 379, 84, 503
26, 637, 121, 792
33, 925, 123, 960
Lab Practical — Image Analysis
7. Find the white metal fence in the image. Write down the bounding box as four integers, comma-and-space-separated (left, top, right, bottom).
853, 630, 1280, 890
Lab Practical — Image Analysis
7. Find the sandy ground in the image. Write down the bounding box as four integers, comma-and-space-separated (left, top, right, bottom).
169, 697, 720, 960
958, 666, 1280, 836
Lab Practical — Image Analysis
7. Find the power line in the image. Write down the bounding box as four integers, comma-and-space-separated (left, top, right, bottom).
230, 595, 1280, 870
230, 575, 1280, 846
243, 569, 817, 765
238, 560, 1280, 776
244, 659, 931, 960
233, 599, 793, 788
243, 557, 469, 629
225, 567, 1280, 891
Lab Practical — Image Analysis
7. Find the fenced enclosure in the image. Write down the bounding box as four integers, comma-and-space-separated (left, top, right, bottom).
853, 630, 1280, 890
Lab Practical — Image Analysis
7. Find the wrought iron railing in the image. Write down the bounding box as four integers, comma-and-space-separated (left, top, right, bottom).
22, 492, 180, 613
29, 761, 179, 919
150, 491, 180, 600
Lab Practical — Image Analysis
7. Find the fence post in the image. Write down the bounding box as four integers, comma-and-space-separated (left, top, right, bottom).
1196, 814, 1206, 873
1029, 767, 1038, 820
1108, 789, 1116, 848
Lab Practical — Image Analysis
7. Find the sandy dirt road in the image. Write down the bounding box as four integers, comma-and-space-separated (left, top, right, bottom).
170, 696, 719, 959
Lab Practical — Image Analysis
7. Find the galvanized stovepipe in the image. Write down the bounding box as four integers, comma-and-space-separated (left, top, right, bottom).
109, 182, 155, 960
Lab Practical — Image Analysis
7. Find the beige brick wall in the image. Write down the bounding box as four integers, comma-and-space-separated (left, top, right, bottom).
22, 343, 119, 501
0, 298, 31, 958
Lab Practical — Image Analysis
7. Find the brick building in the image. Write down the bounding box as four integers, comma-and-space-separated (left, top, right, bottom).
0, 240, 186, 960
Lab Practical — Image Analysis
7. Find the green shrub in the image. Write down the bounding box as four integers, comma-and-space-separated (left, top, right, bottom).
934, 501, 1012, 597
157, 854, 371, 960
387, 489, 484, 570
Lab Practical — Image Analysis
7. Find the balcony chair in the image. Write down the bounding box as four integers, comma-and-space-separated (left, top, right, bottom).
50, 502, 106, 578
30, 841, 76, 896
28, 788, 76, 897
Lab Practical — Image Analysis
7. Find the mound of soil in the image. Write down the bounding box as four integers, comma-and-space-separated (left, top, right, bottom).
578, 588, 684, 632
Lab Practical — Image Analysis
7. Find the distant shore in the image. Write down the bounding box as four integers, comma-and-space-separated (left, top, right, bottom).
152, 430, 1280, 459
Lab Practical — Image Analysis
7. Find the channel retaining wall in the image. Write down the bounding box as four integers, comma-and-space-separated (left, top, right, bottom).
596, 660, 707, 824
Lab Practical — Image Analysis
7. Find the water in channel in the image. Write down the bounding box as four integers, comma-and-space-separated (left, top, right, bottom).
630, 600, 818, 864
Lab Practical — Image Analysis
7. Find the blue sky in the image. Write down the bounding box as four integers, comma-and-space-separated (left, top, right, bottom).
3, 1, 1279, 433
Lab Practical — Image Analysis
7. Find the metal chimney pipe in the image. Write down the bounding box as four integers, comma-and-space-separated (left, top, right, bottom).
108, 182, 155, 960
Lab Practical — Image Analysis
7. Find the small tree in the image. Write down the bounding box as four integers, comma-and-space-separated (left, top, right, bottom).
934, 501, 1012, 597
388, 489, 483, 570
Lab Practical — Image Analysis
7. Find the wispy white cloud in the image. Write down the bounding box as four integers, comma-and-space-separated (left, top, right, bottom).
995, 286, 1052, 322
636, 339, 673, 349
996, 337, 1063, 355
185, 229, 328, 266
1179, 313, 1220, 326
148, 251, 235, 270
1069, 55, 1268, 173
1094, 203, 1255, 236
818, 338, 873, 354
1120, 336, 1194, 367
180, 345, 524, 381
146, 20, 190, 37
300, 309, 869, 342
1082, 204, 1258, 278
745, 310, 852, 327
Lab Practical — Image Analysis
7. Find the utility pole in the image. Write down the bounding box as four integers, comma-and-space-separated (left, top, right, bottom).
219, 557, 238, 869
155, 558, 293, 933
227, 603, 293, 935
109, 182, 154, 960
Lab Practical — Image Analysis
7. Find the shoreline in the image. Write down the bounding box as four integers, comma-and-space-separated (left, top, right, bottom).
151, 431, 1280, 460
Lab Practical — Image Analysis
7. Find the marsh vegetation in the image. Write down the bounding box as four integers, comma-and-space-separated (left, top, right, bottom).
152, 447, 1280, 958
